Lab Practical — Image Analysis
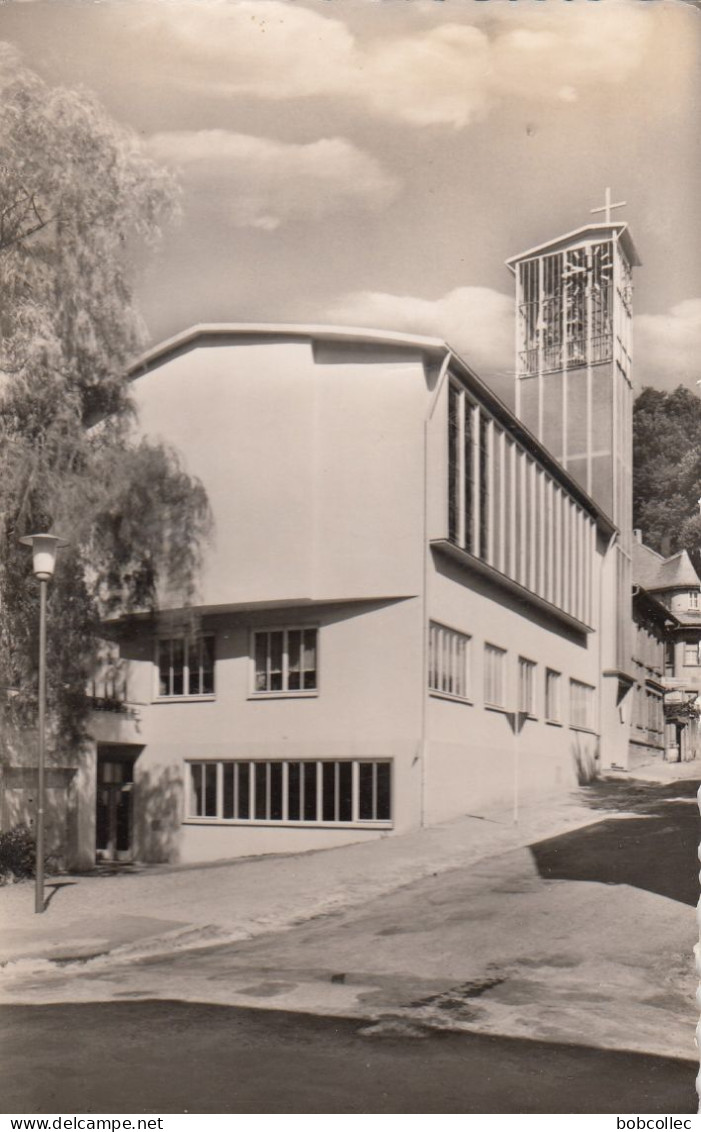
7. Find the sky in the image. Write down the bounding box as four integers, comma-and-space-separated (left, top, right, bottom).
1, 0, 700, 406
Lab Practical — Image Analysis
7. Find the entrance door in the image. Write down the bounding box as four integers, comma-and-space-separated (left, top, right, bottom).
96, 749, 136, 862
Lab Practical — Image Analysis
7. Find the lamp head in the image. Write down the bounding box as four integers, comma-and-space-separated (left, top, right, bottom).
19, 533, 69, 580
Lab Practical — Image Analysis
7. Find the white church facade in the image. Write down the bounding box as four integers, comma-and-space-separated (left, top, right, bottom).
73, 209, 650, 868
7, 208, 675, 869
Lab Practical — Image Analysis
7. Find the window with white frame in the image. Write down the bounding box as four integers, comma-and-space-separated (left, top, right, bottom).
157, 636, 215, 698
689, 591, 700, 610
545, 668, 561, 722
484, 643, 507, 708
569, 679, 595, 731
683, 639, 701, 666
429, 622, 471, 700
252, 627, 317, 694
186, 759, 391, 824
518, 657, 537, 717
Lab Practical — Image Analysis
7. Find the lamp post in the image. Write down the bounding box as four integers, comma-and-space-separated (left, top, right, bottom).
19, 533, 68, 914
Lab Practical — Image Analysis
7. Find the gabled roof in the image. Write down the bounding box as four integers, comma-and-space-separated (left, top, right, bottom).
632, 540, 701, 592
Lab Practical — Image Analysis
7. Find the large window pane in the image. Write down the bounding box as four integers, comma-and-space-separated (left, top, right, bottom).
158, 640, 171, 697
287, 630, 302, 691
255, 634, 268, 692
201, 636, 215, 695
172, 639, 184, 696
204, 763, 217, 817
302, 762, 318, 822
376, 763, 391, 821
303, 630, 317, 690
358, 763, 375, 820
254, 763, 268, 819
237, 763, 250, 820
269, 633, 283, 692
322, 762, 336, 822
270, 762, 283, 821
190, 764, 203, 817
287, 762, 301, 821
222, 762, 235, 819
338, 761, 352, 822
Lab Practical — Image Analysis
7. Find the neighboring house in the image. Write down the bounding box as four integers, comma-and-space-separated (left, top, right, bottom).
9, 210, 687, 869
629, 584, 675, 766
632, 536, 701, 762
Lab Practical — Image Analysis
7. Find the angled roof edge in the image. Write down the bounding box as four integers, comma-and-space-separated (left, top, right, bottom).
128, 322, 447, 378
633, 585, 680, 626
505, 222, 642, 271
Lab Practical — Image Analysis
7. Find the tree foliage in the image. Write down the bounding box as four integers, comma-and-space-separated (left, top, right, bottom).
0, 46, 211, 751
633, 385, 701, 565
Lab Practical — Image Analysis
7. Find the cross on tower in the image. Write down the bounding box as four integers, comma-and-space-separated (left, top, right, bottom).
590, 187, 626, 224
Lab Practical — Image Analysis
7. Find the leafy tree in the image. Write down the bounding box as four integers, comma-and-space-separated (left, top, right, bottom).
633, 385, 701, 567
0, 46, 211, 752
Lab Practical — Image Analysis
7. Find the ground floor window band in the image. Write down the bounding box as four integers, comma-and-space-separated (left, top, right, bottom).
187, 759, 392, 824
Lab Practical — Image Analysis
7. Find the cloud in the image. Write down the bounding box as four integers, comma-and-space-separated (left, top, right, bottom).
634, 299, 701, 390
134, 0, 654, 128
324, 286, 515, 378
147, 129, 400, 229
324, 288, 701, 396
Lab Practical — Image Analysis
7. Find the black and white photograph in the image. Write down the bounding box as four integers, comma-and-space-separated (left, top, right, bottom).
0, 0, 700, 1118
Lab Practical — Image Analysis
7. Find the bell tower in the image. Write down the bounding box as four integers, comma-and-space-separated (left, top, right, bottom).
506, 192, 641, 673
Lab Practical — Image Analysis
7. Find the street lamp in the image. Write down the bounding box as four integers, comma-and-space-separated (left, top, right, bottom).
19, 533, 68, 914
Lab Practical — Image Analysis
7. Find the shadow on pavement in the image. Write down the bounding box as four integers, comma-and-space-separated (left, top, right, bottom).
529, 779, 700, 906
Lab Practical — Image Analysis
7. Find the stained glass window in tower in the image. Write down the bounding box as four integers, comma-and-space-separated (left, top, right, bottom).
541, 252, 564, 372
518, 258, 539, 376
590, 242, 613, 363
564, 247, 588, 366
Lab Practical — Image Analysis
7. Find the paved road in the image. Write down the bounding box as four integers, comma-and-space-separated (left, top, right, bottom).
2, 1000, 697, 1114
2, 778, 697, 1114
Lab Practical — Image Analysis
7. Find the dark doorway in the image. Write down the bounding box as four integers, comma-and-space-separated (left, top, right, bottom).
95, 746, 141, 862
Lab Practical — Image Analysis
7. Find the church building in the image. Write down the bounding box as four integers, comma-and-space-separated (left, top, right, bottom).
4, 204, 672, 869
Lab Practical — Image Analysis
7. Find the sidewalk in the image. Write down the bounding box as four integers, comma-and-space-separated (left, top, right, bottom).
0, 772, 697, 971
607, 756, 701, 784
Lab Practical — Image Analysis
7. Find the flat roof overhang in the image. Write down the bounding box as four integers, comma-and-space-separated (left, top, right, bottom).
505, 222, 641, 271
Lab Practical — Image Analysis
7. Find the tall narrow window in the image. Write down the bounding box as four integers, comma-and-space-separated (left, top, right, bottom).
484, 644, 507, 709
545, 669, 561, 722
428, 623, 470, 701
518, 657, 536, 717
479, 413, 490, 559
253, 627, 318, 694
448, 383, 460, 543
463, 404, 474, 555
569, 679, 595, 731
